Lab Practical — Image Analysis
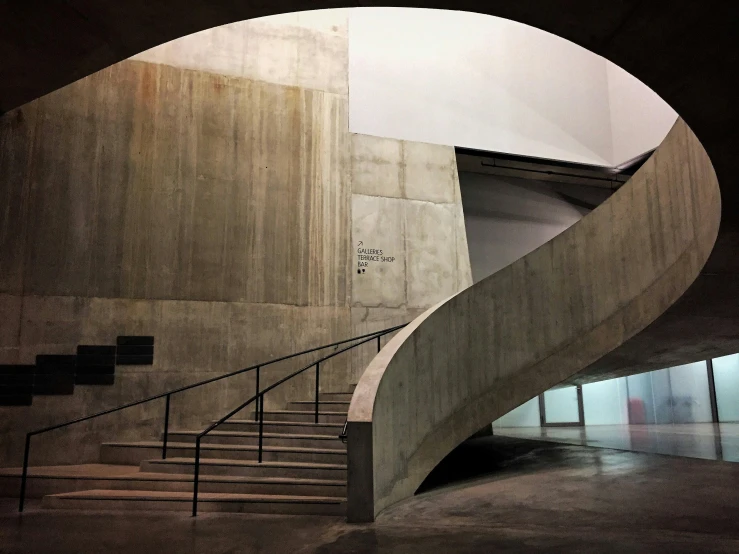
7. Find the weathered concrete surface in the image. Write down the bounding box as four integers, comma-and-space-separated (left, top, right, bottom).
0, 294, 21, 364
0, 13, 478, 473
404, 200, 469, 308
350, 133, 472, 315
132, 11, 349, 95
349, 307, 425, 384
0, 50, 355, 466
348, 118, 721, 519
0, 297, 351, 466
9, 60, 350, 306
351, 195, 407, 308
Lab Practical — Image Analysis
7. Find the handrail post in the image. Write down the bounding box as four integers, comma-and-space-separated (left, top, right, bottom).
162, 393, 171, 460
192, 436, 201, 517
314, 362, 320, 424
254, 366, 260, 422
258, 394, 264, 463
377, 335, 381, 353
18, 433, 31, 513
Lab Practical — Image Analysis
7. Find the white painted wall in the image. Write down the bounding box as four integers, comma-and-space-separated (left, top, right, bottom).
349, 8, 614, 165
349, 8, 676, 166
606, 62, 678, 164
582, 378, 629, 425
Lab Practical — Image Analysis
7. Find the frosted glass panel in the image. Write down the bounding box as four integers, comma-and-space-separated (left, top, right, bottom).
583, 378, 627, 425
626, 372, 656, 424
713, 354, 739, 422
494, 397, 541, 428
650, 368, 674, 424
668, 361, 712, 423
543, 387, 580, 423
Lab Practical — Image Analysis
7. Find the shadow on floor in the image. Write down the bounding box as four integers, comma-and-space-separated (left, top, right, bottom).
417, 435, 570, 493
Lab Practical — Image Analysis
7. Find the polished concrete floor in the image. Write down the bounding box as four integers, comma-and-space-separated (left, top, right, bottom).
2, 436, 739, 553
495, 423, 739, 462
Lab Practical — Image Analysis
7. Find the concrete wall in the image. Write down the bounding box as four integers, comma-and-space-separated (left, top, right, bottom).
347, 119, 721, 521
0, 48, 353, 465
349, 134, 472, 381
0, 11, 471, 466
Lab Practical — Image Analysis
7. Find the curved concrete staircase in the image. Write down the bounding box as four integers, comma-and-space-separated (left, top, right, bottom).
0, 391, 352, 515
346, 118, 722, 521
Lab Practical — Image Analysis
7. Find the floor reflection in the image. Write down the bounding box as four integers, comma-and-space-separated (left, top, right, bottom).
495, 423, 739, 462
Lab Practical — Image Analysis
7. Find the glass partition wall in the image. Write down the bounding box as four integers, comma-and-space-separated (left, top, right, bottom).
494, 355, 739, 429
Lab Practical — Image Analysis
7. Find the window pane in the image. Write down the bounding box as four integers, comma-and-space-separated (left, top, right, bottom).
650, 368, 674, 424
582, 378, 628, 425
667, 361, 712, 423
626, 372, 656, 424
543, 386, 579, 423
713, 354, 739, 422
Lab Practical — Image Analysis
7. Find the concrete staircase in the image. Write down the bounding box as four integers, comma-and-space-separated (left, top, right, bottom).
0, 391, 352, 515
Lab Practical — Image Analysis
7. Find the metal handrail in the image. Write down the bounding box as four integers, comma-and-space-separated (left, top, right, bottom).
190, 323, 406, 516
17, 324, 405, 512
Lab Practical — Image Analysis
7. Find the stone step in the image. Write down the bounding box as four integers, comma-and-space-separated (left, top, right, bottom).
141, 457, 347, 480
166, 430, 346, 449
100, 441, 346, 465
217, 419, 344, 436
0, 465, 345, 498
252, 410, 347, 424
318, 392, 353, 402
288, 400, 351, 411
42, 489, 345, 516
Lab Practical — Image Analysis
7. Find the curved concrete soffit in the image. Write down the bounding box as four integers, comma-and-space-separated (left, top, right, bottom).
347, 117, 720, 521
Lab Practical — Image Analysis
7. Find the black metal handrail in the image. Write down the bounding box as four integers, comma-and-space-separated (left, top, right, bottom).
190, 323, 406, 516
17, 324, 405, 512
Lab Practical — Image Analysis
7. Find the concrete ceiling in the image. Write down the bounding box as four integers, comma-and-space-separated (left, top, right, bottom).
1, 0, 738, 380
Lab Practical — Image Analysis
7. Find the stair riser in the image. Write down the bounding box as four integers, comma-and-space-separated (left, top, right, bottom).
218, 422, 343, 435
256, 413, 347, 424
0, 476, 345, 499
288, 401, 351, 411
166, 433, 345, 450
101, 445, 346, 466
140, 461, 346, 481
42, 496, 345, 515
318, 392, 353, 402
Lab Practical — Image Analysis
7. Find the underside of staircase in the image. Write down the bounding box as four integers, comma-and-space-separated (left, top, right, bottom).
0, 391, 353, 516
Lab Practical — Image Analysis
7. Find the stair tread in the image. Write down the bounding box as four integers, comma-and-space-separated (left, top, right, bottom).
47, 489, 345, 504
170, 430, 341, 440
223, 419, 343, 428
259, 410, 348, 415
292, 401, 350, 405
0, 464, 345, 485
103, 441, 345, 454
148, 457, 347, 470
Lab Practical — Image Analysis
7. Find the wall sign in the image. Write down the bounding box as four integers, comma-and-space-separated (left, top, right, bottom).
356, 241, 396, 274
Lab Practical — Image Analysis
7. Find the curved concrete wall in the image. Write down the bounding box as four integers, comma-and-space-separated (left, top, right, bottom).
346, 118, 720, 521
